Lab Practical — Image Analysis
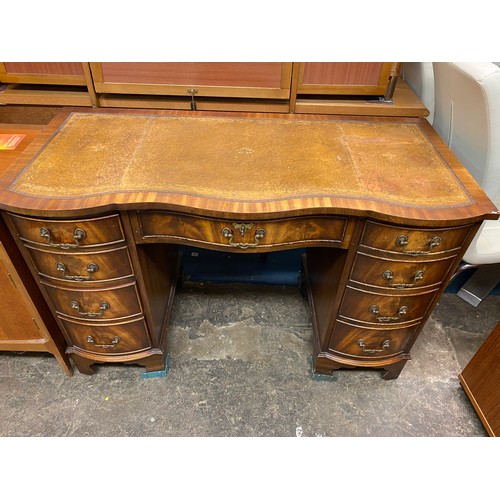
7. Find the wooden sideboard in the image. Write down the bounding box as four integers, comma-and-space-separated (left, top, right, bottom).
0, 62, 427, 117
0, 124, 72, 374
0, 108, 496, 378
459, 320, 500, 436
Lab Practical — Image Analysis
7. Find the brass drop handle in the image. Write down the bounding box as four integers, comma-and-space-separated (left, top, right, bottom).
40, 227, 86, 249
396, 235, 442, 255
70, 300, 110, 317
382, 269, 424, 288
56, 262, 99, 281
222, 222, 266, 249
357, 339, 391, 354
86, 335, 120, 349
369, 304, 408, 322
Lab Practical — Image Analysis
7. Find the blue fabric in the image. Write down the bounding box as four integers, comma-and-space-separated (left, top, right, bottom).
181, 246, 302, 286
180, 246, 500, 296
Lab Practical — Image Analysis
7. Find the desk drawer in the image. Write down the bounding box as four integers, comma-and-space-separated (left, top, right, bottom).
339, 286, 437, 326
350, 252, 456, 290
42, 280, 143, 320
9, 213, 125, 248
26, 245, 134, 282
329, 321, 415, 359
60, 316, 151, 354
360, 221, 472, 256
135, 211, 350, 250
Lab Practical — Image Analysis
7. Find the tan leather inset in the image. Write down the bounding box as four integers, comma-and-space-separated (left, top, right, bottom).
10, 113, 471, 209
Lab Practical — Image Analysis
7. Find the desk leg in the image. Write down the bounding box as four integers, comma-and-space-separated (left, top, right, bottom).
382, 359, 408, 380
69, 349, 167, 375
71, 353, 97, 375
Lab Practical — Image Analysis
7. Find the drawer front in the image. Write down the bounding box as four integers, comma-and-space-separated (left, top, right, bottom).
329, 321, 415, 359
360, 221, 472, 256
339, 286, 437, 325
26, 245, 134, 282
60, 316, 151, 354
136, 211, 350, 249
350, 252, 456, 290
43, 280, 143, 320
9, 213, 125, 248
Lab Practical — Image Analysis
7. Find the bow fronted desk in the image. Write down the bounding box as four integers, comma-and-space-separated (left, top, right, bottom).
0, 109, 497, 379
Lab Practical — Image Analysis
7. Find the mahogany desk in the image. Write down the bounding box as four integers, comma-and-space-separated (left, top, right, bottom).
0, 109, 497, 379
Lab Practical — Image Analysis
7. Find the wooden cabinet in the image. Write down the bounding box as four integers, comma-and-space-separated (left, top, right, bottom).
0, 62, 96, 106
0, 62, 88, 85
0, 124, 72, 374
0, 221, 71, 374
90, 62, 293, 99
459, 320, 500, 436
1, 62, 428, 117
293, 62, 398, 97
291, 62, 405, 114
90, 62, 293, 112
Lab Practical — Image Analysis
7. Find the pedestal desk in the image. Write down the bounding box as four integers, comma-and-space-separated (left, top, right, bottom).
0, 109, 497, 378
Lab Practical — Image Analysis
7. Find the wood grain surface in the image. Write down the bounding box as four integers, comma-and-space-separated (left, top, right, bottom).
0, 108, 497, 225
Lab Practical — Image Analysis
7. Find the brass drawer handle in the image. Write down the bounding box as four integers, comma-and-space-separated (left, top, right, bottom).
357, 338, 391, 354
369, 304, 408, 322
396, 235, 442, 255
86, 335, 120, 349
56, 262, 99, 281
40, 227, 86, 249
382, 269, 424, 288
222, 222, 265, 249
70, 300, 110, 317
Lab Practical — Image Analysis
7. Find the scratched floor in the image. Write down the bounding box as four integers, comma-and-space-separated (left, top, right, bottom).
0, 284, 498, 438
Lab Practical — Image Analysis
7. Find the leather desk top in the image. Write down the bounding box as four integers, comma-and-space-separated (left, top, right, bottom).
0, 109, 497, 224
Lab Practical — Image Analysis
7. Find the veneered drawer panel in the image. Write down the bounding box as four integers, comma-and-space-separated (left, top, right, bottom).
329, 321, 415, 359
339, 286, 437, 325
136, 211, 350, 250
9, 213, 125, 248
26, 245, 134, 282
43, 280, 143, 320
350, 252, 456, 289
360, 221, 472, 256
60, 316, 151, 354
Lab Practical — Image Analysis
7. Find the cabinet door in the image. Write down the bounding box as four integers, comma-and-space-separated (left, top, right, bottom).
89, 62, 292, 99
0, 62, 87, 85
0, 229, 72, 374
0, 241, 45, 343
295, 62, 397, 96
459, 320, 500, 437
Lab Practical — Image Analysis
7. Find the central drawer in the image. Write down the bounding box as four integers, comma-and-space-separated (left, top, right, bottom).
134, 211, 351, 251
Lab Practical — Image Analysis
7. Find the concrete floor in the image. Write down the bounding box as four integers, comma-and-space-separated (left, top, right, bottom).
0, 284, 498, 437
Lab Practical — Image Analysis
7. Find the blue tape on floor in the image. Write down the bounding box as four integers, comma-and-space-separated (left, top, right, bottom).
141, 352, 170, 379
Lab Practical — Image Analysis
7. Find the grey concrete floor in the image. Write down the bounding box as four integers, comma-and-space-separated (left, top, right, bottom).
0, 284, 499, 437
